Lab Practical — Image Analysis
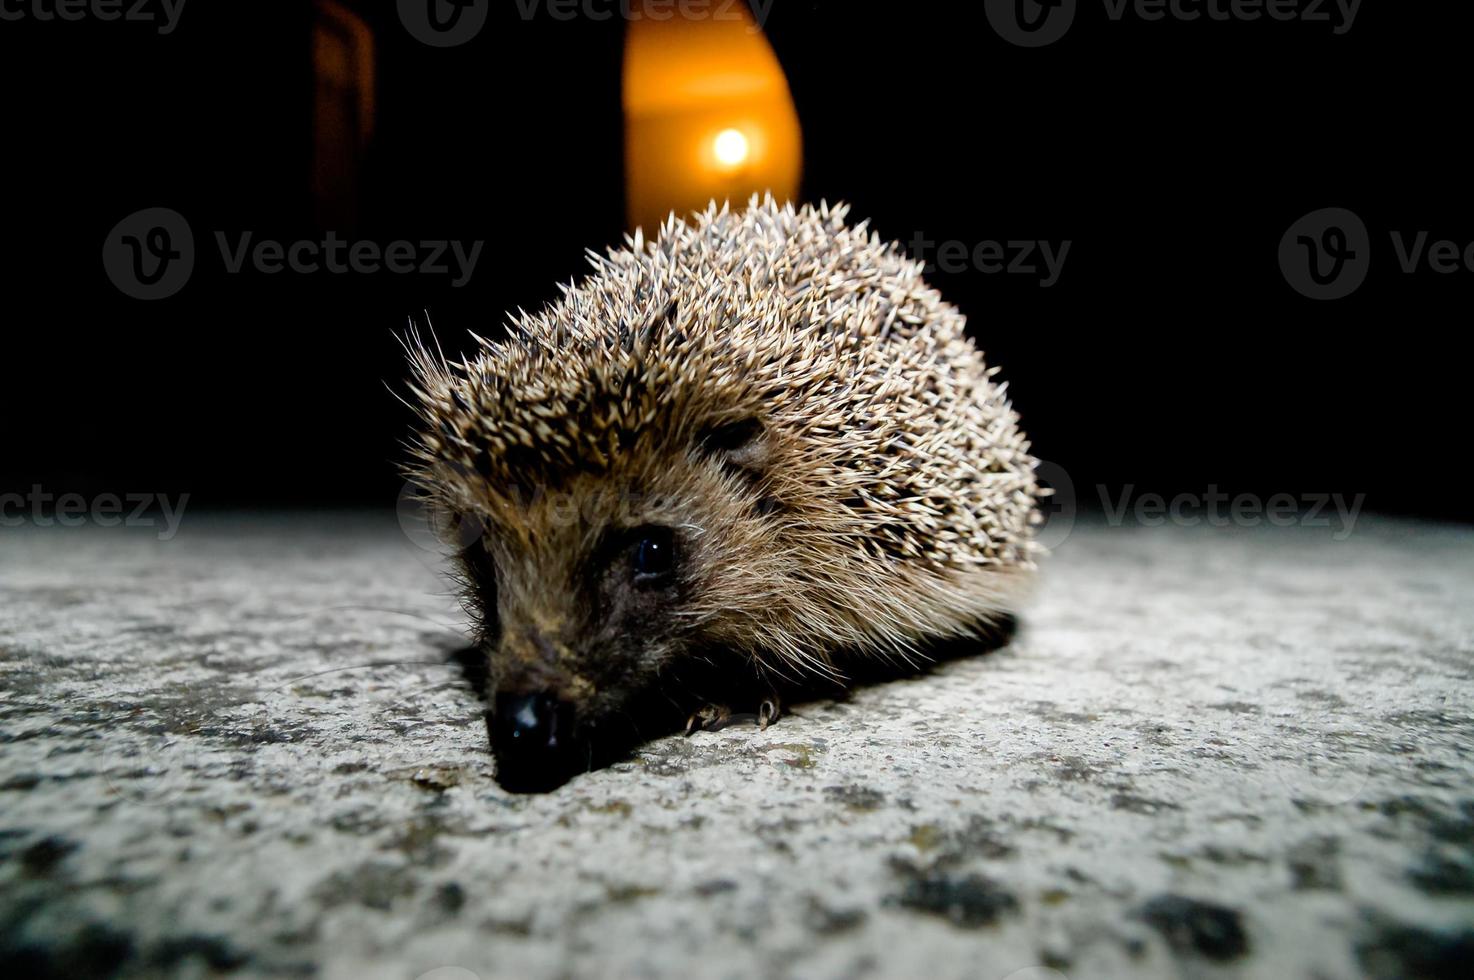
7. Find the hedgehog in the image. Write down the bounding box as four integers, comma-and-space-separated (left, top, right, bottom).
403, 196, 1042, 791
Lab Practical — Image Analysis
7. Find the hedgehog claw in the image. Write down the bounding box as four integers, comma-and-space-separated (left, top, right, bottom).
685, 703, 731, 735
758, 696, 782, 731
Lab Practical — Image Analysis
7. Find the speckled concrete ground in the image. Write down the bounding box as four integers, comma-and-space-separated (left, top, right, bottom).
2, 514, 1472, 979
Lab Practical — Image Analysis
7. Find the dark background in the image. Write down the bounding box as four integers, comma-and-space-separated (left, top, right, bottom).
2, 0, 1468, 521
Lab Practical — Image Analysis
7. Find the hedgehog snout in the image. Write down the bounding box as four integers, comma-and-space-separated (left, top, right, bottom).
490, 691, 584, 793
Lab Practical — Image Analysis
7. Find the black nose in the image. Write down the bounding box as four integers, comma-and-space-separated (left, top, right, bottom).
490, 693, 581, 792
496, 692, 567, 748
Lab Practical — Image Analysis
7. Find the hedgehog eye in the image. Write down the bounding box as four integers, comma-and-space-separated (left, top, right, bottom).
630, 526, 676, 584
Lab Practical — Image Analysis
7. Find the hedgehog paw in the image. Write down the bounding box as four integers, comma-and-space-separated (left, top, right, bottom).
685, 703, 731, 735
758, 695, 783, 731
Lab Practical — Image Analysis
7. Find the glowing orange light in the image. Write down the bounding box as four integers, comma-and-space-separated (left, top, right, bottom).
713, 128, 751, 170
622, 6, 802, 233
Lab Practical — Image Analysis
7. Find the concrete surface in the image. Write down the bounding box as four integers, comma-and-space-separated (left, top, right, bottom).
1, 514, 1472, 979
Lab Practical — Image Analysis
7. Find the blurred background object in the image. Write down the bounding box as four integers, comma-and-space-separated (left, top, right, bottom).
311, 0, 376, 232
623, 3, 801, 232
0, 0, 1469, 521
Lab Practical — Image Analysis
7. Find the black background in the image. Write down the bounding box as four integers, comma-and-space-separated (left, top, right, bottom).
2, 0, 1468, 520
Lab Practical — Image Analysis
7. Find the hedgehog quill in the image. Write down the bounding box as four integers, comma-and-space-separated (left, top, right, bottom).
404, 198, 1043, 792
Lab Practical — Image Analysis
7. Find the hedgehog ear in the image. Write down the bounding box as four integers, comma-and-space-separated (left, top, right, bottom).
698, 416, 769, 478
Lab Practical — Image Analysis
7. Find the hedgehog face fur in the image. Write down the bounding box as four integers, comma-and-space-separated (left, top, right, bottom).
405, 197, 1042, 791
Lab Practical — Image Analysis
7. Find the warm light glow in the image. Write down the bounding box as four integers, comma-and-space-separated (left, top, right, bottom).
713, 128, 750, 169
312, 0, 375, 231
623, 6, 802, 233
